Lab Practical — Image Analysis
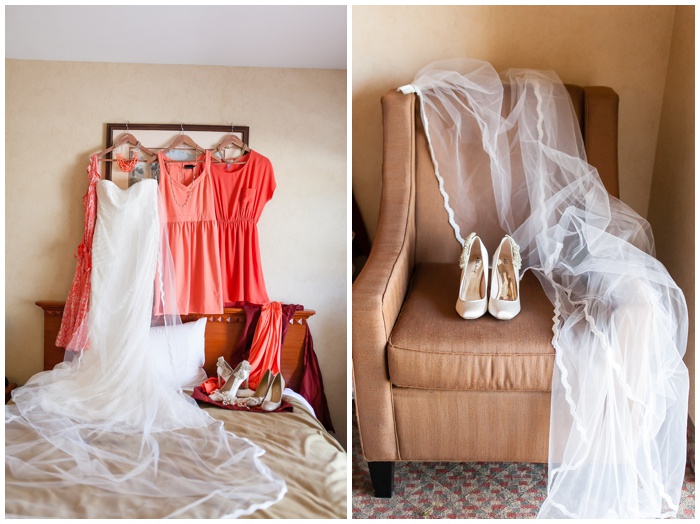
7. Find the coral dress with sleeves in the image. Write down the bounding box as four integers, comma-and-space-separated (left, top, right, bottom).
210, 150, 276, 305
158, 150, 223, 314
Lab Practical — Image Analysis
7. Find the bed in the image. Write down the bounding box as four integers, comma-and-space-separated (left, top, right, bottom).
5, 303, 347, 519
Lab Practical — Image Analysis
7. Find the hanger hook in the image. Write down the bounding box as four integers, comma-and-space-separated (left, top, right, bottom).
230, 122, 234, 134
180, 123, 185, 134
125, 120, 130, 134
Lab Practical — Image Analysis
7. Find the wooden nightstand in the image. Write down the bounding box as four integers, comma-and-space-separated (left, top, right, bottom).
6, 382, 17, 404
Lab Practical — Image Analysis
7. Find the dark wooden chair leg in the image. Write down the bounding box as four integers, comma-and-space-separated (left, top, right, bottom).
368, 461, 394, 498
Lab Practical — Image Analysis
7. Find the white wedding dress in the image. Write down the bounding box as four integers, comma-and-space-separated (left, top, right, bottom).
401, 59, 689, 518
6, 179, 286, 518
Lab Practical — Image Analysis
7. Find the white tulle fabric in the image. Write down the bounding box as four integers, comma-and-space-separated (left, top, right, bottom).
6, 179, 286, 518
402, 58, 689, 518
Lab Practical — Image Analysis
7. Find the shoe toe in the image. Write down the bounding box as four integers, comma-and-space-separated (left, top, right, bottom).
488, 300, 520, 320
456, 299, 488, 319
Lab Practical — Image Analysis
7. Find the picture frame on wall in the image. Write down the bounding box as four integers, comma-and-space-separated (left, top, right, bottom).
105, 123, 250, 188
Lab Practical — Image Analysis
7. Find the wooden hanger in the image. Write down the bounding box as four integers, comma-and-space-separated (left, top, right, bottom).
161, 125, 207, 159
97, 131, 157, 163
212, 125, 250, 164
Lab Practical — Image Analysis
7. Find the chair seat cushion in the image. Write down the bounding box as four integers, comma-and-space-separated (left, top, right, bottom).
388, 263, 555, 391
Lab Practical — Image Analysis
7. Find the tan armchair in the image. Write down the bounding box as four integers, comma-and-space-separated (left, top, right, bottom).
352, 85, 620, 497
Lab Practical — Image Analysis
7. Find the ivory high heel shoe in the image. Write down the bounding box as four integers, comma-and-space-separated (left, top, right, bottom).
209, 359, 251, 404
261, 372, 285, 412
216, 356, 233, 389
488, 235, 522, 320
232, 359, 254, 398
245, 369, 274, 408
456, 232, 489, 319
220, 360, 252, 394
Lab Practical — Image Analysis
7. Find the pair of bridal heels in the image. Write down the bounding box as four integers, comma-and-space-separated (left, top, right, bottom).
456, 233, 521, 320
245, 369, 285, 412
209, 358, 254, 404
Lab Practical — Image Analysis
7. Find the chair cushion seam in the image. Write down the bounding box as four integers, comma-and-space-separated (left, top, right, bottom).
388, 343, 554, 357
390, 382, 552, 392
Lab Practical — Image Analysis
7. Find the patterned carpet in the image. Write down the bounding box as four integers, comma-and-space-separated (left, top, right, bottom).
352, 403, 696, 519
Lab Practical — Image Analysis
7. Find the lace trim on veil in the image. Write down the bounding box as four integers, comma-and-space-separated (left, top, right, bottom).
399, 84, 465, 246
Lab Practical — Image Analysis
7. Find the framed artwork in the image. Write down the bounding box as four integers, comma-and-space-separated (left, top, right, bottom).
104, 123, 250, 188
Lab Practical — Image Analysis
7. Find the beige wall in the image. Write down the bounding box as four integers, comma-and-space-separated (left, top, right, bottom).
5, 60, 348, 447
353, 5, 676, 240
647, 6, 695, 424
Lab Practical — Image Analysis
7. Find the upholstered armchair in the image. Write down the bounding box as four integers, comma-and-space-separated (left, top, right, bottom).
352, 85, 619, 497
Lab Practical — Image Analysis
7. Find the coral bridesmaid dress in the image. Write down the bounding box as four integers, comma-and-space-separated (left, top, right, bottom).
210, 150, 276, 305
158, 150, 223, 314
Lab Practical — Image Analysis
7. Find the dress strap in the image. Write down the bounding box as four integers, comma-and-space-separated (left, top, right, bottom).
87, 153, 101, 183
204, 148, 211, 174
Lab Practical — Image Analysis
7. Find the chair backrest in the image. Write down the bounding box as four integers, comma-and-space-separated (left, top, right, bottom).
400, 84, 620, 265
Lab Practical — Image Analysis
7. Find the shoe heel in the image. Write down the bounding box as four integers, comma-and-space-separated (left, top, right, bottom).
216, 357, 232, 389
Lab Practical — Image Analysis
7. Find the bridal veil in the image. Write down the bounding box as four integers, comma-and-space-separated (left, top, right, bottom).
401, 58, 689, 518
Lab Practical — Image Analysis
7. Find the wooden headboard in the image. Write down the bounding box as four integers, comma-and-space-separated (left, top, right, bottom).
36, 301, 315, 392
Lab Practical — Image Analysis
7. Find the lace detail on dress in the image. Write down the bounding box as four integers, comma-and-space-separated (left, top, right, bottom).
55, 154, 101, 351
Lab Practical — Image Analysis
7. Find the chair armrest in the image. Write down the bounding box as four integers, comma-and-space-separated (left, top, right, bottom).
352, 90, 417, 461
